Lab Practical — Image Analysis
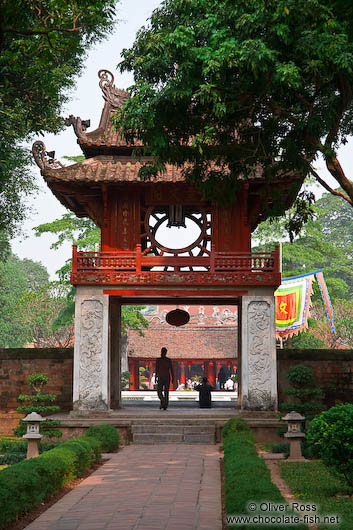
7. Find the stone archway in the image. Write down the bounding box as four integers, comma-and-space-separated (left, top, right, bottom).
71, 288, 277, 415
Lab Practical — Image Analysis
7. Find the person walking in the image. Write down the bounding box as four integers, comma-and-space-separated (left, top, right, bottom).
156, 347, 174, 410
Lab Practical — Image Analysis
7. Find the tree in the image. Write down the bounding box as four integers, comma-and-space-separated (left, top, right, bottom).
117, 0, 353, 221
0, 253, 49, 347
253, 189, 353, 301
9, 283, 74, 348
0, 1, 118, 237
34, 214, 149, 334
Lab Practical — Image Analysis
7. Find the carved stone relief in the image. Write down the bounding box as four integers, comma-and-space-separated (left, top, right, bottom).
76, 300, 107, 411
243, 300, 276, 410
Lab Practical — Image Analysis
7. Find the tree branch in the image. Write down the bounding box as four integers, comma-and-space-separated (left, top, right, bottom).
309, 166, 353, 205
3, 26, 84, 36
325, 77, 353, 148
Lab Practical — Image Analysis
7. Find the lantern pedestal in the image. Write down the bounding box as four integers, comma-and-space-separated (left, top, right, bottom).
283, 411, 306, 461
22, 411, 46, 459
23, 434, 43, 458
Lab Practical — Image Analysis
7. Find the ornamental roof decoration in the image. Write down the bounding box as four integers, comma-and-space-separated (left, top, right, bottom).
62, 69, 138, 157
32, 141, 64, 171
98, 69, 130, 108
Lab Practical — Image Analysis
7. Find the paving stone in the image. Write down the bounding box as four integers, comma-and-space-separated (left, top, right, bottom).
23, 444, 222, 530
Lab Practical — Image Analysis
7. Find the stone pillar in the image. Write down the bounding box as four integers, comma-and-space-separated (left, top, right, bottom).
240, 296, 277, 411
72, 287, 110, 415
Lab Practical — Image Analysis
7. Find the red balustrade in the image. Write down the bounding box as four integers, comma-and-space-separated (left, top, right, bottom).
71, 245, 280, 286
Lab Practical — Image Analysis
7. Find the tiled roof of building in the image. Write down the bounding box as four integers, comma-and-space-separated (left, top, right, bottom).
34, 155, 185, 184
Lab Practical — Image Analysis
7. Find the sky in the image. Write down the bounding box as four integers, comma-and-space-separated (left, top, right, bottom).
11, 0, 353, 279
12, 0, 163, 279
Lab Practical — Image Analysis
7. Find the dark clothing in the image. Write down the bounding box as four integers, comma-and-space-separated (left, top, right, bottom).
156, 357, 173, 379
195, 382, 213, 408
157, 376, 170, 410
156, 356, 174, 410
217, 367, 227, 390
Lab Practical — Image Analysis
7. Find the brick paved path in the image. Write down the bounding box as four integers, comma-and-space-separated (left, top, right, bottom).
25, 444, 222, 530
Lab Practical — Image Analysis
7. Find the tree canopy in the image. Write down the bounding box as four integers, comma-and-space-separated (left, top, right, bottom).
0, 253, 49, 347
0, 1, 118, 239
117, 0, 353, 217
34, 214, 149, 335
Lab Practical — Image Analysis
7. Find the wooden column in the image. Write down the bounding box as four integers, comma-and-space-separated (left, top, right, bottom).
207, 361, 215, 387
180, 362, 185, 385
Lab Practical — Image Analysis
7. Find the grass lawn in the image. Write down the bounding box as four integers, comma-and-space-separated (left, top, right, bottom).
281, 461, 353, 530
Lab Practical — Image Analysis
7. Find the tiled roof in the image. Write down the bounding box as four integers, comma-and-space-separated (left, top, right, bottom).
42, 156, 185, 183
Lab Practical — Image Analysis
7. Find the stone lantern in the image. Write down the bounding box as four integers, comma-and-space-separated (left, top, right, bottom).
22, 412, 46, 459
283, 411, 306, 461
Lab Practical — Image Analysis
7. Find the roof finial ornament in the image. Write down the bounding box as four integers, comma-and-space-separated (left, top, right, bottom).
98, 69, 129, 108
32, 141, 64, 170
64, 115, 90, 140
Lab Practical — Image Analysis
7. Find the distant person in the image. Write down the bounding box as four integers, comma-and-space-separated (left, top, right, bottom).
224, 377, 235, 391
195, 377, 213, 408
186, 378, 193, 390
149, 372, 156, 390
156, 347, 174, 410
217, 366, 227, 390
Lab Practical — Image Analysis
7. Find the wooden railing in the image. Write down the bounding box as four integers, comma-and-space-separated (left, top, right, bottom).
72, 244, 280, 274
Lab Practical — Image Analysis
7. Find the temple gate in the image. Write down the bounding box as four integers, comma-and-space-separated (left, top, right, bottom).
33, 70, 302, 415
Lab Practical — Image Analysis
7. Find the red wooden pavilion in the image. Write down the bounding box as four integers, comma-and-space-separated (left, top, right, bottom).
33, 70, 302, 414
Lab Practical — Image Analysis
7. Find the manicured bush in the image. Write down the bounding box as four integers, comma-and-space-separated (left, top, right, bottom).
86, 424, 120, 452
222, 419, 306, 529
280, 365, 324, 421
14, 372, 62, 439
0, 452, 26, 465
0, 434, 102, 529
307, 403, 353, 484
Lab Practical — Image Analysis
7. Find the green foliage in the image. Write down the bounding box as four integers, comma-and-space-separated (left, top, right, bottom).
0, 1, 118, 236
0, 253, 49, 347
280, 365, 324, 420
281, 366, 321, 417
0, 452, 26, 465
222, 419, 306, 529
287, 365, 314, 386
14, 373, 62, 439
9, 283, 74, 347
307, 404, 353, 485
34, 215, 149, 336
85, 424, 120, 452
281, 460, 353, 529
221, 418, 251, 438
0, 434, 103, 528
121, 371, 130, 390
118, 0, 353, 217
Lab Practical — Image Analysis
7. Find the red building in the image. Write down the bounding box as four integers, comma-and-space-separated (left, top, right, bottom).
126, 304, 238, 389
33, 70, 302, 413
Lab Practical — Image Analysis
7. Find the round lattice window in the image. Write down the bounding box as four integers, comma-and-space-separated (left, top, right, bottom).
143, 207, 211, 256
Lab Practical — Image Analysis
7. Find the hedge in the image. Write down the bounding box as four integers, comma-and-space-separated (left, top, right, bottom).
86, 424, 121, 452
222, 418, 307, 529
0, 424, 120, 529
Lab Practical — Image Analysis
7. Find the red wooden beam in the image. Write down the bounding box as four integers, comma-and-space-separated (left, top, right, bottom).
103, 289, 248, 297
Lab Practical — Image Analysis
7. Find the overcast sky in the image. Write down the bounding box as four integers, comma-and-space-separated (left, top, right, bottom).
11, 0, 352, 279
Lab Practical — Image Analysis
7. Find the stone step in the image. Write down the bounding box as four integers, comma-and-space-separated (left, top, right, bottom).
132, 432, 215, 444
131, 424, 215, 434
133, 433, 184, 444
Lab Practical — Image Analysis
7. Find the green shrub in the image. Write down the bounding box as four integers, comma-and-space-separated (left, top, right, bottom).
14, 372, 62, 439
0, 439, 27, 453
307, 403, 353, 484
221, 417, 250, 438
86, 424, 120, 452
0, 452, 26, 465
222, 419, 306, 529
280, 365, 324, 421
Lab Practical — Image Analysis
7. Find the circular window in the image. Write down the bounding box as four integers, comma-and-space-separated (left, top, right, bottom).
154, 218, 201, 250
144, 207, 210, 255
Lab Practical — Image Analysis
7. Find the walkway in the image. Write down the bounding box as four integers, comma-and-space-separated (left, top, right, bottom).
25, 444, 222, 530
